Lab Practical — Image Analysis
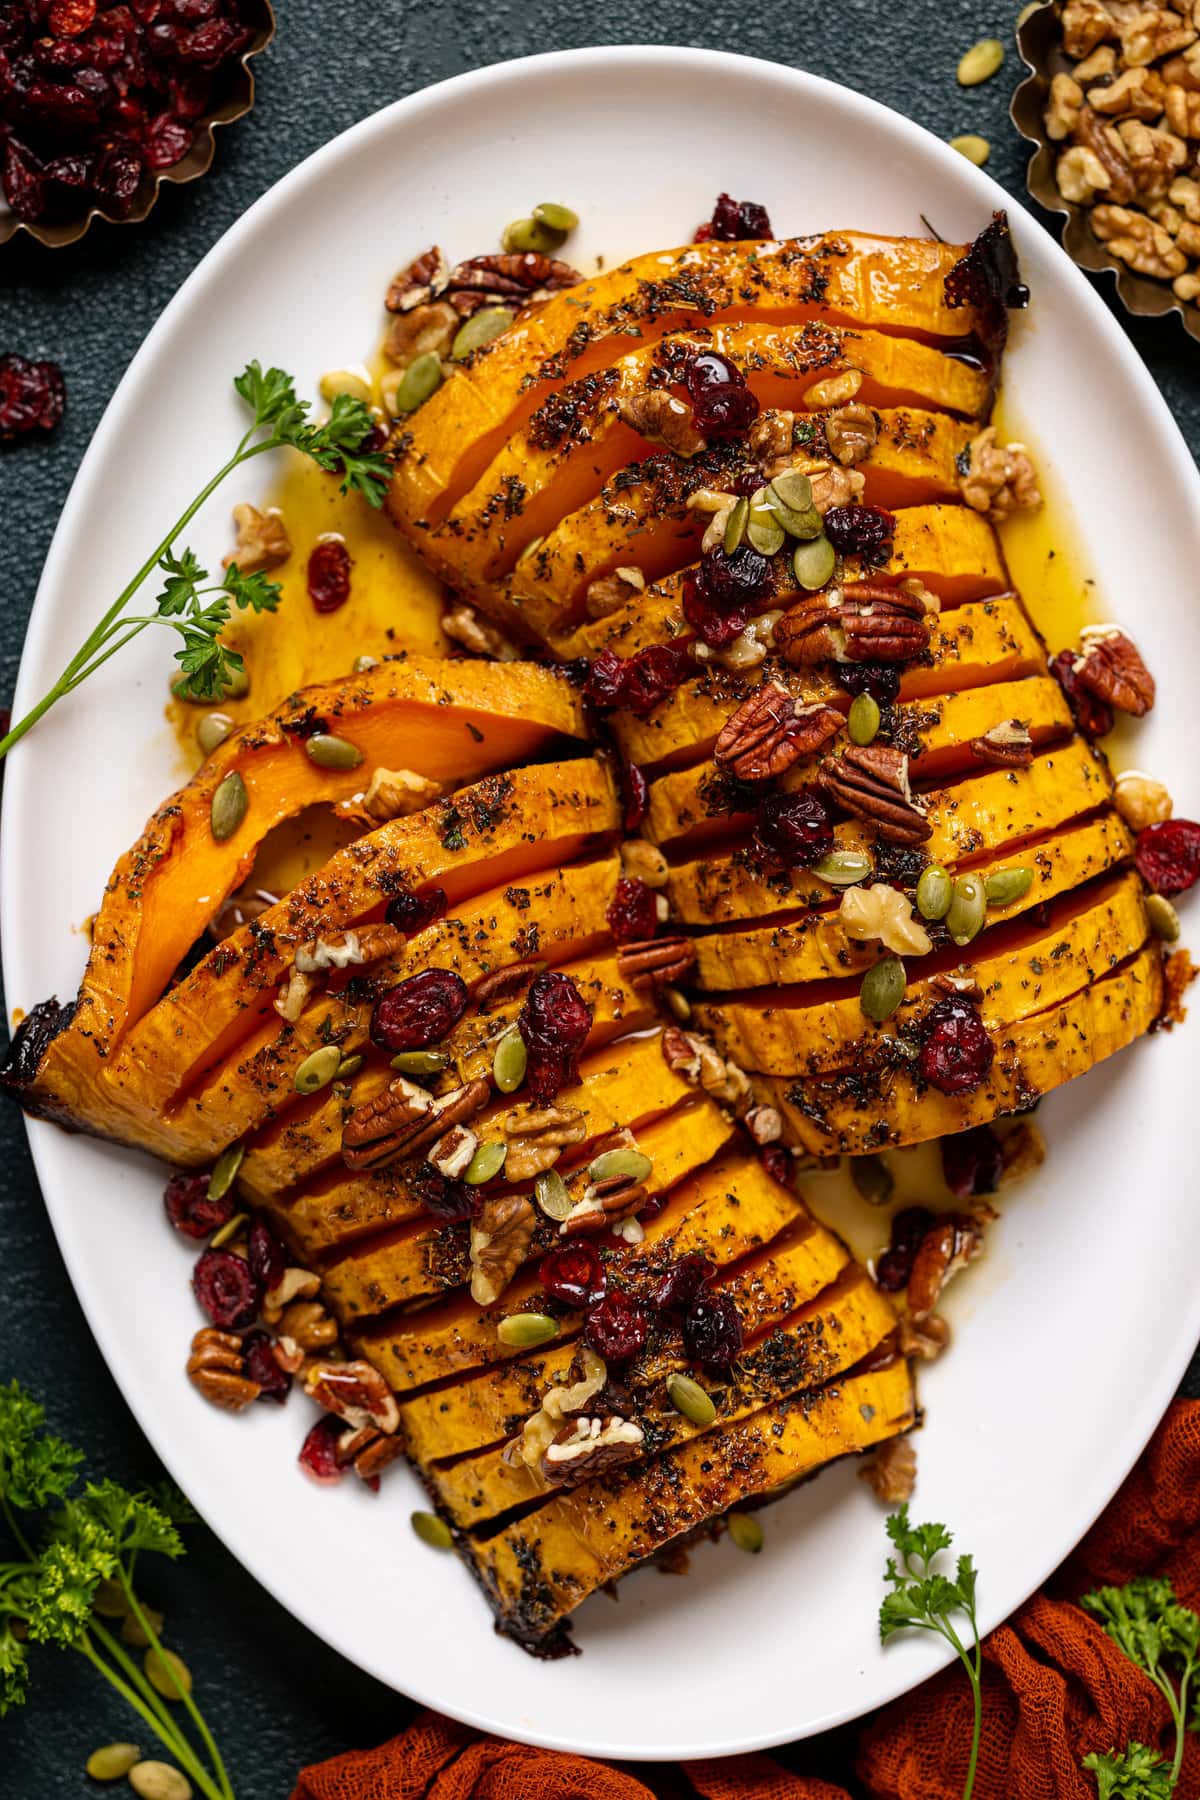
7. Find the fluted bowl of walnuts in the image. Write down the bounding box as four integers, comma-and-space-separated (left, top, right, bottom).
1012, 0, 1200, 344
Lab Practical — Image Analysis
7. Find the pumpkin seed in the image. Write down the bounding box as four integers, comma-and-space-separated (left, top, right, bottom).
666, 1372, 717, 1427
812, 849, 873, 886
497, 1312, 559, 1349
337, 1052, 364, 1079
588, 1145, 652, 1184
86, 1743, 141, 1781
388, 351, 443, 416
767, 476, 823, 539
984, 866, 1033, 907
121, 1603, 165, 1648
663, 985, 692, 1022
860, 956, 906, 1022
746, 493, 786, 557
950, 134, 991, 166
128, 1763, 192, 1800
501, 216, 565, 255
492, 1027, 528, 1094
532, 201, 579, 234
294, 1044, 343, 1096
723, 496, 749, 556
848, 693, 881, 746
916, 865, 953, 920
305, 733, 363, 771
208, 1210, 248, 1249
767, 470, 813, 514
143, 1647, 191, 1701
210, 771, 247, 842
222, 664, 251, 700
196, 712, 233, 757
411, 1509, 453, 1550
946, 872, 988, 945
727, 1511, 764, 1554
390, 1048, 449, 1076
93, 1577, 131, 1618
319, 364, 373, 406
791, 535, 836, 591
207, 1142, 244, 1204
1147, 893, 1181, 942
465, 1140, 507, 1184
451, 307, 515, 362
535, 1168, 573, 1221
958, 36, 1003, 85
850, 1153, 894, 1205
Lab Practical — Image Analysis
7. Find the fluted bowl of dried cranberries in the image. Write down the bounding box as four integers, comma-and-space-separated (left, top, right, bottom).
0, 0, 273, 248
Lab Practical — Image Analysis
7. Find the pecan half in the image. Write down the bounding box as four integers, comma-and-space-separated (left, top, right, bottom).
585, 566, 645, 620
968, 719, 1033, 768
442, 601, 520, 662
470, 1193, 537, 1305
713, 682, 842, 780
744, 1104, 782, 1145
503, 1104, 587, 1182
858, 1435, 917, 1503
540, 1414, 646, 1488
428, 1123, 478, 1180
447, 252, 582, 305
1073, 626, 1156, 716
906, 1210, 990, 1318
303, 1358, 401, 1434
385, 246, 450, 312
774, 593, 843, 666
839, 581, 933, 663
659, 1027, 752, 1109
294, 922, 406, 974
560, 1173, 648, 1239
617, 936, 697, 989
342, 1077, 489, 1173
186, 1328, 260, 1411
336, 1423, 408, 1483
618, 390, 707, 458
474, 957, 548, 1011
822, 745, 931, 844
928, 972, 985, 1002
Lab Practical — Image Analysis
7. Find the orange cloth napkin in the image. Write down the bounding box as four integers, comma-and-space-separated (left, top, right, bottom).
293, 1401, 1200, 1800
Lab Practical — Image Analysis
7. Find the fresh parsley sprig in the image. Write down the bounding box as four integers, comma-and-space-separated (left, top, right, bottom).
0, 1380, 235, 1800
879, 1506, 983, 1800
0, 363, 390, 758
1082, 1576, 1200, 1794
1082, 1741, 1175, 1799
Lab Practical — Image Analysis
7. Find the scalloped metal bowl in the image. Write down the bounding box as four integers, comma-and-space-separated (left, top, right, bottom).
1012, 0, 1200, 346
0, 0, 274, 251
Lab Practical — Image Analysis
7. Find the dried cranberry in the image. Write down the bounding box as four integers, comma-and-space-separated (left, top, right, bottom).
192, 1247, 261, 1329
823, 504, 897, 560
384, 885, 448, 936
753, 787, 833, 868
606, 876, 659, 944
682, 569, 749, 649
1135, 819, 1200, 898
412, 1163, 476, 1222
622, 761, 648, 832
654, 1253, 715, 1314
48, 0, 96, 35
838, 662, 901, 707
247, 1217, 286, 1293
584, 648, 625, 711
371, 969, 469, 1053
584, 644, 691, 718
874, 1205, 935, 1292
699, 192, 774, 242
178, 16, 249, 65
243, 1330, 291, 1404
163, 1169, 232, 1239
518, 970, 593, 1103
298, 1415, 347, 1484
92, 141, 142, 215
143, 112, 191, 169
685, 351, 760, 439
940, 1125, 1003, 1198
759, 1144, 793, 1189
307, 539, 352, 615
918, 998, 995, 1097
1049, 649, 1113, 740
697, 544, 773, 612
540, 1242, 606, 1310
683, 1291, 743, 1368
0, 352, 66, 439
584, 1289, 649, 1362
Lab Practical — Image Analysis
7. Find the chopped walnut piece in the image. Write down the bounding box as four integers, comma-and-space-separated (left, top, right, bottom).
1074, 44, 1118, 80
619, 389, 707, 457
383, 300, 460, 369
1169, 175, 1200, 221
186, 1328, 260, 1411
1062, 0, 1118, 58
825, 402, 879, 468
839, 883, 933, 957
1174, 271, 1200, 301
960, 426, 1042, 522
1113, 118, 1189, 198
518, 1348, 608, 1471
223, 503, 291, 574
277, 1297, 338, 1352
502, 1104, 587, 1182
858, 1435, 917, 1503
261, 1266, 321, 1327
744, 1104, 783, 1145
1120, 7, 1196, 68
273, 966, 313, 1023
351, 766, 444, 823
469, 1193, 537, 1305
620, 839, 670, 886
541, 1414, 646, 1487
1088, 65, 1166, 115
809, 463, 866, 513
1056, 143, 1114, 203
585, 566, 645, 619
899, 1312, 951, 1362
660, 1026, 753, 1110
748, 408, 796, 462
805, 369, 863, 410
1074, 108, 1138, 203
1046, 72, 1085, 139
442, 601, 520, 662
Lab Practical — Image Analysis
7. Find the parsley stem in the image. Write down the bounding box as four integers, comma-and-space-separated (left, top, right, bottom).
90, 1615, 187, 1744
1, 1496, 35, 1564
76, 1631, 226, 1800
118, 1568, 234, 1800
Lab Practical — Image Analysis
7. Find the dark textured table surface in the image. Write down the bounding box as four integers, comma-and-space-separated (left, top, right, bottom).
1, 8, 1198, 1796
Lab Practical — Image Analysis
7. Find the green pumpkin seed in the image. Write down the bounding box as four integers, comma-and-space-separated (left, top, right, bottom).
492, 1027, 528, 1094
663, 985, 692, 1023
850, 1153, 894, 1205
946, 872, 988, 945
666, 1372, 717, 1427
207, 1142, 244, 1204
86, 1743, 142, 1781
746, 494, 786, 557
305, 733, 363, 771
196, 712, 233, 757
128, 1763, 192, 1800
497, 1312, 559, 1349
791, 535, 836, 591
1147, 893, 1181, 942
767, 470, 813, 513
848, 693, 880, 746
207, 1210, 248, 1249
502, 216, 566, 255
916, 865, 953, 921
121, 1604, 165, 1648
723, 496, 749, 556
727, 1511, 764, 1554
532, 201, 579, 234
984, 866, 1033, 908
294, 1044, 343, 1096
337, 1052, 364, 1079
958, 36, 1003, 85
93, 1577, 131, 1618
465, 1140, 507, 1184
588, 1145, 652, 1184
860, 956, 906, 1022
812, 849, 873, 887
412, 1509, 453, 1550
390, 1048, 449, 1076
391, 351, 443, 415
210, 771, 247, 842
950, 134, 991, 166
535, 1168, 572, 1221
451, 307, 515, 362
144, 1647, 191, 1701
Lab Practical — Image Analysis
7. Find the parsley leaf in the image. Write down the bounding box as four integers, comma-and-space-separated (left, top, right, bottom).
0, 1382, 82, 1511
1082, 1744, 1175, 1800
0, 1623, 29, 1717
1082, 1578, 1200, 1793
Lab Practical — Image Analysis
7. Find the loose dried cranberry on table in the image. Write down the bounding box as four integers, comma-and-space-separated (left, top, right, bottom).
307, 539, 352, 614
540, 1241, 606, 1309
874, 1205, 935, 1292
684, 352, 759, 439
940, 1124, 1003, 1198
655, 1253, 715, 1315
918, 997, 995, 1097
752, 787, 834, 869
370, 968, 469, 1052
695, 193, 774, 242
192, 1246, 261, 1329
384, 885, 448, 936
838, 661, 901, 707
1135, 820, 1200, 897
823, 504, 897, 560
0, 353, 66, 441
606, 876, 658, 944
247, 1216, 286, 1292
163, 1169, 232, 1239
517, 969, 593, 1104
1048, 649, 1113, 740
242, 1329, 291, 1403
584, 1289, 649, 1362
298, 1415, 347, 1484
683, 1290, 743, 1368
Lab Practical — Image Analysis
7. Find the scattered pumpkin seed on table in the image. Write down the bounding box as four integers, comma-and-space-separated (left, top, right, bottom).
727, 1511, 764, 1554
128, 1762, 192, 1800
143, 1646, 192, 1701
209, 770, 247, 842
497, 1312, 559, 1349
294, 1044, 343, 1096
85, 1742, 141, 1781
958, 37, 1004, 85
120, 1603, 165, 1648
412, 1509, 453, 1550
950, 134, 991, 166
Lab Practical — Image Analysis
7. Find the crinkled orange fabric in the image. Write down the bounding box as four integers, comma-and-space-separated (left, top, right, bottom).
292, 1401, 1200, 1800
